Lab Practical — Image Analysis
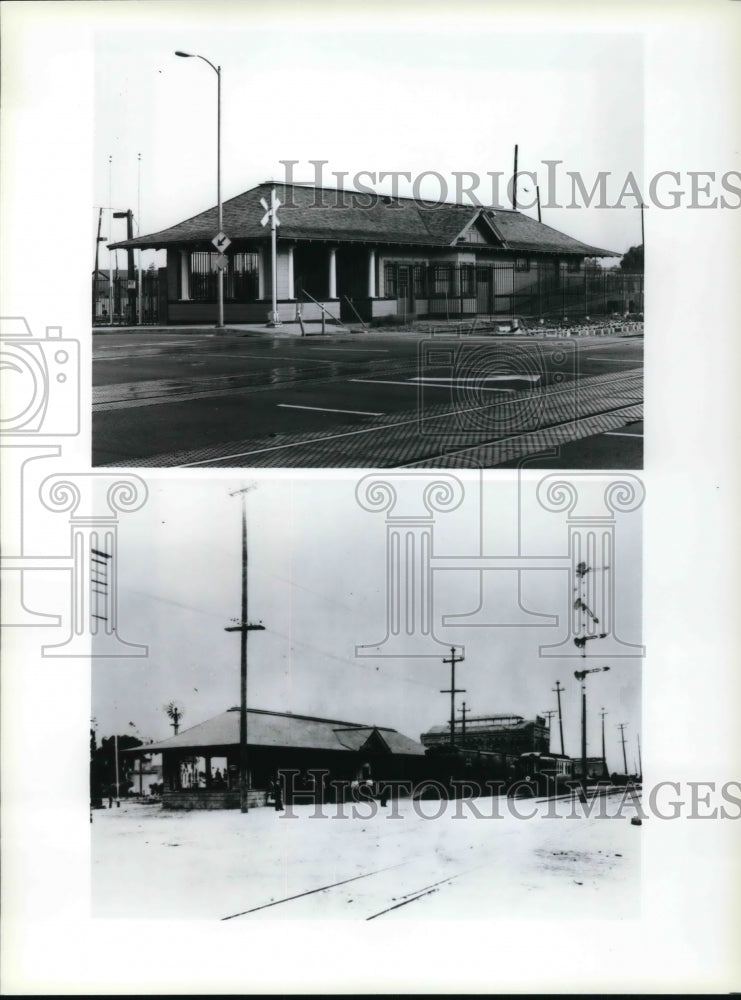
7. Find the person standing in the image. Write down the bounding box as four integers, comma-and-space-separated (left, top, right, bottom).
273, 772, 284, 811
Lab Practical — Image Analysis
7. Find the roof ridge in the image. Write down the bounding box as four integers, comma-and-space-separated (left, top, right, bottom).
247, 180, 511, 212
226, 706, 372, 728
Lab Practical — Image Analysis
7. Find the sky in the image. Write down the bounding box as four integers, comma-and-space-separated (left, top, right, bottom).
93, 10, 644, 272
92, 472, 643, 775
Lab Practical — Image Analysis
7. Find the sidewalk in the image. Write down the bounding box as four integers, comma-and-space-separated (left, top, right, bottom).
92, 321, 357, 338
93, 318, 643, 341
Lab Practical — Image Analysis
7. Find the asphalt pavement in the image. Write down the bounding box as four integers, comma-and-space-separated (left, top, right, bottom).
92, 328, 643, 468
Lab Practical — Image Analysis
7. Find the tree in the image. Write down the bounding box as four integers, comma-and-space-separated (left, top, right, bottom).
164, 701, 184, 735
90, 726, 102, 808
91, 735, 143, 802
620, 244, 644, 273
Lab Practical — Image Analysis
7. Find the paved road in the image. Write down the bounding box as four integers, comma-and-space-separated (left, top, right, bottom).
93, 330, 643, 468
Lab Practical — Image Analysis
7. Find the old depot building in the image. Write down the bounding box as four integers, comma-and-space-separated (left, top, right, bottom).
110, 181, 636, 327
129, 706, 428, 809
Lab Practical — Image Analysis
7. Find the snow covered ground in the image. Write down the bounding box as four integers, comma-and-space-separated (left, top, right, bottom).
92, 790, 641, 921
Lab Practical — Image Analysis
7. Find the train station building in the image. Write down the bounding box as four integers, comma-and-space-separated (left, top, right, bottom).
109, 181, 637, 327
127, 706, 428, 809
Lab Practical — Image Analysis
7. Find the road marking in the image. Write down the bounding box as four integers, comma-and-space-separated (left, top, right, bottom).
309, 347, 390, 353
603, 430, 644, 437
349, 379, 515, 393
95, 339, 213, 349
584, 357, 640, 363
411, 375, 541, 383
176, 373, 641, 467
277, 403, 384, 416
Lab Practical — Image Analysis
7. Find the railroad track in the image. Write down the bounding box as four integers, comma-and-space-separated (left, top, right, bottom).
105, 368, 642, 468
221, 859, 482, 922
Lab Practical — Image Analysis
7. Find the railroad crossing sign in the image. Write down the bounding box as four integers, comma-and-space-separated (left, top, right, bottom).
212, 231, 231, 252
213, 254, 229, 271
260, 191, 281, 228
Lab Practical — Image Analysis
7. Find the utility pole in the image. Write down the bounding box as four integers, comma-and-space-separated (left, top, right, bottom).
441, 647, 465, 748
457, 701, 469, 742
536, 184, 542, 223
108, 155, 114, 325
541, 710, 556, 752
137, 152, 143, 325
637, 732, 642, 780
225, 486, 265, 813
93, 207, 107, 322
114, 733, 120, 805
113, 209, 137, 324
617, 722, 629, 775
553, 681, 565, 756
512, 144, 519, 210
541, 709, 556, 729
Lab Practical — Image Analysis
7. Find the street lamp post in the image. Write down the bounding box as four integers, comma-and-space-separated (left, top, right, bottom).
175, 51, 224, 331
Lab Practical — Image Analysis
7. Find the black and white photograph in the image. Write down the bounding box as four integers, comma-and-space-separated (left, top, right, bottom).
90, 472, 643, 921
91, 18, 645, 470
1, 0, 740, 995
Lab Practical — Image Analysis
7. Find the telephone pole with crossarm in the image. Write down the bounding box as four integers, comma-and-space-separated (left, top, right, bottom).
441, 647, 465, 748
225, 486, 265, 812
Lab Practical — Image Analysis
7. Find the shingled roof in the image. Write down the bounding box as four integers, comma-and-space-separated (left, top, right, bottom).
110, 182, 618, 257
136, 707, 425, 757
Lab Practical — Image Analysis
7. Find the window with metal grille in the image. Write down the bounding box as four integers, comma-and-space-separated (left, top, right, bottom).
384, 262, 397, 297
460, 265, 475, 295
515, 257, 530, 272
232, 252, 259, 300
413, 265, 426, 297
432, 265, 451, 295
189, 251, 260, 301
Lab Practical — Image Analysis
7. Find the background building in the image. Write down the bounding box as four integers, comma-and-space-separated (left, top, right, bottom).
420, 713, 550, 756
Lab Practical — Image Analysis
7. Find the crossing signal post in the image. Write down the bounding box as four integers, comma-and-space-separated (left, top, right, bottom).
261, 186, 282, 327
574, 666, 610, 786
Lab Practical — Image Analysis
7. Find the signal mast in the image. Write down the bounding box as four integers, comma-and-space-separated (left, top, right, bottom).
573, 559, 610, 786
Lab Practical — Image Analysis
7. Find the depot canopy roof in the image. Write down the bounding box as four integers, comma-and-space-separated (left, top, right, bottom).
131, 707, 426, 757
110, 182, 619, 257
